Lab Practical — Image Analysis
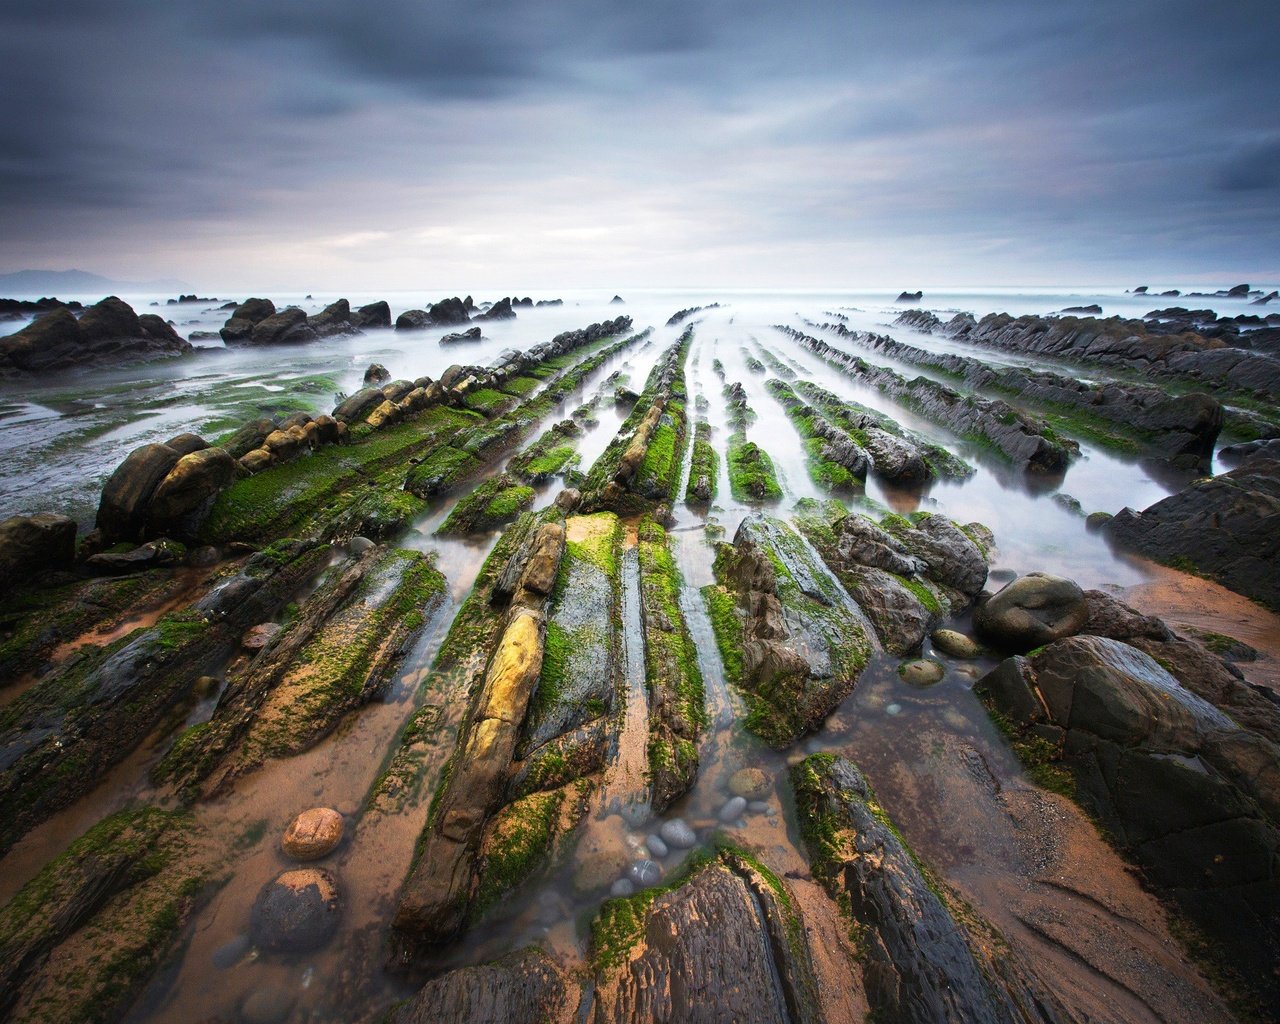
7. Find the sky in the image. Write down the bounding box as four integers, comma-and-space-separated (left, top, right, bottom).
1, 0, 1277, 291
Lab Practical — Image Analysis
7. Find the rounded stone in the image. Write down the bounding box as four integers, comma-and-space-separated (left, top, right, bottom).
628, 859, 663, 888
1085, 511, 1113, 533
973, 571, 1089, 653
249, 868, 341, 953
899, 658, 946, 686
240, 986, 295, 1024
195, 675, 222, 699
747, 800, 771, 815
728, 767, 771, 800
659, 818, 697, 850
609, 878, 636, 898
210, 932, 250, 969
348, 536, 376, 554
930, 629, 984, 660
719, 796, 748, 823
645, 834, 669, 859
572, 837, 632, 895
242, 622, 282, 651
281, 807, 344, 861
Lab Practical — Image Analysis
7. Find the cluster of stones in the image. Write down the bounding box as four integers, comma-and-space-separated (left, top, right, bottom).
218, 297, 390, 346
249, 808, 346, 956
0, 295, 190, 373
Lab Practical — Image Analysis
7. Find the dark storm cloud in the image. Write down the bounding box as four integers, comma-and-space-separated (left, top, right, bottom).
0, 0, 1277, 284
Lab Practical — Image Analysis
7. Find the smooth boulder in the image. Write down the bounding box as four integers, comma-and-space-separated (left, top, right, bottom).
972, 572, 1088, 651
250, 868, 341, 952
0, 513, 77, 578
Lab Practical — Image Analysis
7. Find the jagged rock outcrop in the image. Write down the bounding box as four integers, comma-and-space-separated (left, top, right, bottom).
977, 635, 1280, 1003
779, 326, 1077, 473
396, 297, 471, 330
218, 297, 276, 343
1105, 449, 1280, 609
392, 948, 576, 1024
354, 300, 392, 328
792, 755, 1064, 1023
0, 296, 191, 373
476, 297, 516, 321
858, 319, 1222, 468
590, 850, 824, 1024
898, 308, 1280, 400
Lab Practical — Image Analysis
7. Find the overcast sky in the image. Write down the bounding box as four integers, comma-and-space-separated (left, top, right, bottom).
1, 0, 1277, 291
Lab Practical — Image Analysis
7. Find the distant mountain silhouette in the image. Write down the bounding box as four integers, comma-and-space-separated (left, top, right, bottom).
0, 268, 191, 295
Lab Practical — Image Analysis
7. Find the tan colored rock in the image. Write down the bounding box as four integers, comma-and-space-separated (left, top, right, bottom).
728, 767, 771, 800
240, 447, 276, 473
518, 522, 566, 599
145, 447, 238, 532
931, 628, 984, 659
282, 807, 345, 861
243, 622, 282, 651
367, 399, 401, 429
264, 428, 300, 459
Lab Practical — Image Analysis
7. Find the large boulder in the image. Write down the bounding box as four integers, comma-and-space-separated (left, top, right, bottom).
353, 300, 391, 328
96, 443, 184, 541
229, 297, 275, 324
332, 388, 386, 424
395, 309, 431, 331
306, 299, 355, 338
1105, 451, 1280, 609
977, 636, 1280, 996
145, 447, 239, 536
0, 513, 77, 578
476, 297, 515, 321
218, 417, 277, 459
972, 572, 1088, 651
250, 307, 312, 346
250, 868, 341, 953
1, 298, 191, 373
429, 296, 470, 325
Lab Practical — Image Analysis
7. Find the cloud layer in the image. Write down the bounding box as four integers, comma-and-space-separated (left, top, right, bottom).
1, 0, 1277, 289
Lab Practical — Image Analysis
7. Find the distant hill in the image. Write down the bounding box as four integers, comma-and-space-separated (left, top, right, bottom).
0, 269, 191, 296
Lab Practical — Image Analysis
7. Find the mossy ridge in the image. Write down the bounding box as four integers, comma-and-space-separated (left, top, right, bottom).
201, 404, 482, 542
792, 378, 973, 480
726, 437, 783, 502
240, 548, 446, 761
583, 328, 691, 496
590, 848, 717, 971
700, 582, 744, 686
637, 516, 707, 807
471, 785, 585, 919
436, 475, 536, 536
765, 377, 866, 494
684, 420, 719, 505
0, 807, 213, 1024
0, 569, 185, 683
203, 328, 645, 545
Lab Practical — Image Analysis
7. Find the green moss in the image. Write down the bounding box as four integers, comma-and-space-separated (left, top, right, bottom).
590, 849, 715, 970
684, 421, 719, 504
726, 437, 782, 502
472, 788, 566, 915
460, 387, 516, 416
894, 574, 943, 615
981, 701, 1076, 798
701, 583, 744, 685
638, 517, 707, 731
500, 375, 542, 397
437, 476, 536, 535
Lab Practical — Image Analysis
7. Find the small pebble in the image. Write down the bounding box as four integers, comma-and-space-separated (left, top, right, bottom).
886, 702, 903, 716
747, 800, 771, 815
629, 859, 663, 887
646, 834, 669, 858
211, 933, 250, 970
719, 796, 747, 822
609, 878, 636, 898
659, 818, 697, 849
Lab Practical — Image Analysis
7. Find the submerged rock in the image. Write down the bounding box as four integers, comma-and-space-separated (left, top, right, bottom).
898, 658, 945, 686
250, 868, 341, 952
930, 628, 983, 659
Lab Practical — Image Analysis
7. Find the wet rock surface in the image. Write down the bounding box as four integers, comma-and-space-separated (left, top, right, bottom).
973, 572, 1089, 651
1105, 449, 1280, 609
978, 635, 1280, 1001
250, 868, 341, 952
0, 296, 192, 373
392, 948, 576, 1024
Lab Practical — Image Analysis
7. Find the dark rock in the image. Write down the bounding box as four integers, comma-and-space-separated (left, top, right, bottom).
363, 363, 391, 385
395, 309, 431, 331
85, 538, 184, 574
1226, 283, 1250, 298
0, 513, 77, 578
250, 868, 341, 953
895, 290, 923, 302
440, 327, 483, 344
793, 755, 1053, 1023
475, 297, 515, 321
250, 307, 313, 346
972, 572, 1088, 652
1105, 451, 1280, 609
391, 948, 575, 1024
307, 299, 356, 338
354, 300, 391, 328
0, 297, 191, 373
229, 297, 275, 324
1060, 304, 1102, 314
977, 637, 1280, 999
219, 417, 276, 460
1251, 290, 1277, 306
96, 443, 184, 541
610, 295, 625, 304
429, 296, 470, 325
164, 433, 209, 457
188, 330, 221, 342
332, 387, 387, 424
